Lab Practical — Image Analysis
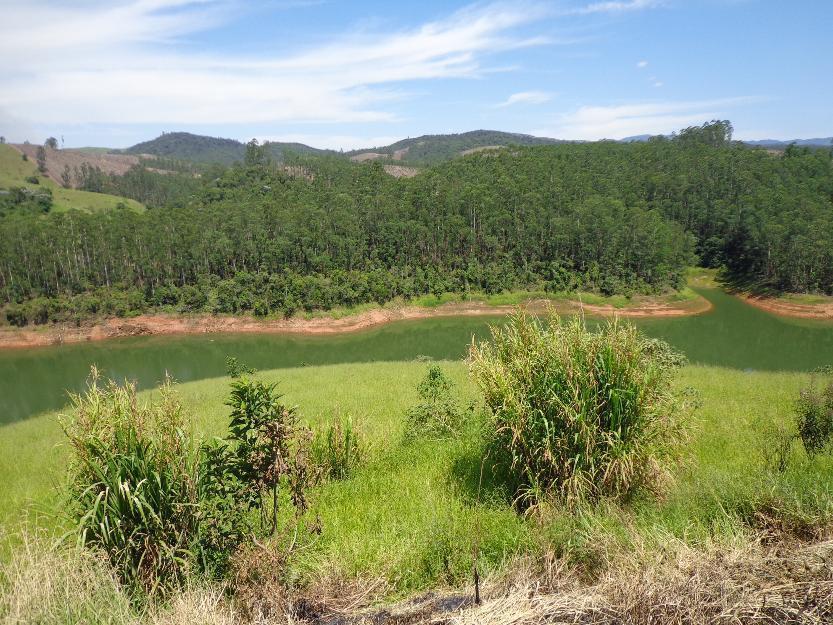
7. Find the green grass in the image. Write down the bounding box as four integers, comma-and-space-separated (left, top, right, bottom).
0, 144, 144, 213
2, 361, 831, 593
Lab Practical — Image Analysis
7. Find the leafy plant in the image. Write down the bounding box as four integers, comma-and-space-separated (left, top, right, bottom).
224, 378, 312, 533
796, 380, 833, 458
225, 356, 256, 378
469, 311, 686, 508
404, 365, 466, 439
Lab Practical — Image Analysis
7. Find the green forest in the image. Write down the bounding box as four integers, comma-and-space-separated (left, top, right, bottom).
1, 121, 831, 325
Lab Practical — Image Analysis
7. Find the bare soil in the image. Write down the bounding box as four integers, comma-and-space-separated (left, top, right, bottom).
383, 165, 419, 178
0, 296, 711, 350
741, 295, 833, 320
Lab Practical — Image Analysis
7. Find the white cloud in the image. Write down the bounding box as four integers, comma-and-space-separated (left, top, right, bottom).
572, 0, 662, 15
540, 97, 758, 140
0, 1, 549, 134
496, 91, 552, 107
653, 81, 663, 87
637, 60, 648, 68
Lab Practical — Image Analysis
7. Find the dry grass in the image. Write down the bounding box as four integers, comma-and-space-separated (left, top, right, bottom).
442, 536, 833, 625
3, 530, 833, 624
289, 535, 833, 625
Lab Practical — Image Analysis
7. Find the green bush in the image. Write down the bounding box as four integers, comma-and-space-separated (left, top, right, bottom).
61, 371, 201, 595
223, 378, 312, 532
225, 356, 256, 378
4, 304, 27, 327
311, 414, 364, 480
796, 380, 833, 457
404, 365, 466, 439
469, 311, 684, 508
60, 368, 312, 596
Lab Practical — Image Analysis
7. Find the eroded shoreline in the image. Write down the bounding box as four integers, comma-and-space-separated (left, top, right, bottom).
741, 294, 833, 321
0, 295, 712, 350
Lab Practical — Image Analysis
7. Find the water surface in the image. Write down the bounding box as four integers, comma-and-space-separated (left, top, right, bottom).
1, 288, 830, 425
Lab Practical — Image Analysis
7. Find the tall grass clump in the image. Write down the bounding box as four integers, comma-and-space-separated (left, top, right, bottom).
469, 311, 685, 508
310, 414, 364, 481
61, 369, 201, 595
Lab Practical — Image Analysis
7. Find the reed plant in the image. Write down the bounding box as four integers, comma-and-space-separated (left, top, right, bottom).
469, 311, 685, 508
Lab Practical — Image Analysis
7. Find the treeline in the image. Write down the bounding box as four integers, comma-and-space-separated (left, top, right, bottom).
1, 122, 831, 324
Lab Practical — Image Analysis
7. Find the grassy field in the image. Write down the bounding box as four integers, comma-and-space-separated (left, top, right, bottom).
0, 144, 144, 213
2, 359, 831, 594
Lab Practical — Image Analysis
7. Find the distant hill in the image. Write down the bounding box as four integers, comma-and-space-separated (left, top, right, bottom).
621, 133, 832, 149
118, 129, 833, 168
744, 138, 832, 149
121, 132, 245, 164
119, 129, 565, 168
347, 130, 564, 165
120, 132, 337, 165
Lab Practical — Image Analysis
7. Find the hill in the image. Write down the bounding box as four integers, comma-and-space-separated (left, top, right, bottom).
120, 130, 564, 167
120, 131, 337, 165
744, 137, 833, 149
346, 129, 564, 164
0, 144, 144, 213
621, 134, 833, 149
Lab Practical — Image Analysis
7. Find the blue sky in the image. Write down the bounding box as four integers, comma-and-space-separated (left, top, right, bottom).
0, 0, 830, 148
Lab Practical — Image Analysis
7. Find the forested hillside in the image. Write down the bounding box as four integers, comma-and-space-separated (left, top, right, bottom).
121, 132, 338, 165
346, 130, 563, 165
121, 130, 561, 166
1, 122, 831, 324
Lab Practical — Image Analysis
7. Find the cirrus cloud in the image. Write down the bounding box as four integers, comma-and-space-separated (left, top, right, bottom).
0, 0, 551, 137
496, 91, 553, 107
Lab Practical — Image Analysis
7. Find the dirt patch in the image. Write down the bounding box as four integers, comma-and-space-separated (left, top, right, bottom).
741, 295, 833, 320
0, 295, 711, 351
383, 165, 419, 178
349, 152, 388, 163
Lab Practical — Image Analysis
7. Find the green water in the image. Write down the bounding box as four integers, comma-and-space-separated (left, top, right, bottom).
1, 288, 831, 425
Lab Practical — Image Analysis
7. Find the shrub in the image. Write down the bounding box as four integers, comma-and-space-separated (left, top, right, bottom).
311, 414, 364, 480
61, 371, 201, 594
60, 368, 312, 596
796, 380, 833, 457
469, 311, 684, 508
5, 304, 27, 327
225, 356, 256, 378
223, 378, 312, 533
253, 299, 269, 317
404, 365, 466, 439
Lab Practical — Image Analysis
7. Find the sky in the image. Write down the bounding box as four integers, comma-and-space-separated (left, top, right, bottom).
0, 0, 830, 149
